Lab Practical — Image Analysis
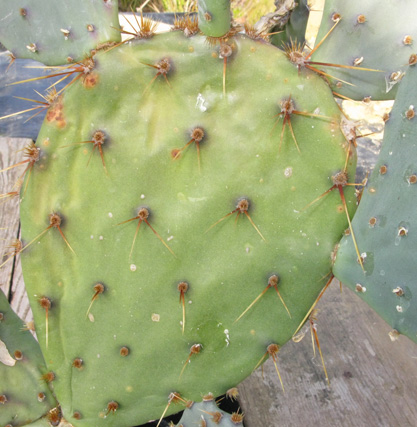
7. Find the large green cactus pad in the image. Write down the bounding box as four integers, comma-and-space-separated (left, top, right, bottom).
333, 64, 417, 343
0, 290, 57, 427
19, 30, 355, 426
312, 0, 417, 100
0, 0, 121, 66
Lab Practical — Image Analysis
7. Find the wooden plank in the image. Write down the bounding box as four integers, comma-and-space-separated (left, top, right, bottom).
0, 136, 32, 324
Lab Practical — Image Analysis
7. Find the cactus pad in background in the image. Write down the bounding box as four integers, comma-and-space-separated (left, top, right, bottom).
174, 394, 243, 426
0, 0, 121, 66
311, 0, 417, 101
10, 24, 357, 426
0, 290, 58, 426
268, 0, 310, 50
333, 63, 417, 344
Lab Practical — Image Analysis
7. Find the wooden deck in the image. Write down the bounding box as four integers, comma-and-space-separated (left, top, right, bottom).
1, 136, 417, 426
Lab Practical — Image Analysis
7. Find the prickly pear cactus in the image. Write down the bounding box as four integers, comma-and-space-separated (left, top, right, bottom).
13, 27, 356, 425
333, 63, 417, 344
0, 0, 121, 65
0, 0, 363, 424
0, 290, 58, 426
312, 0, 417, 101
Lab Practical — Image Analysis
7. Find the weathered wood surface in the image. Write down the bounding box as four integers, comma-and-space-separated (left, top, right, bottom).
0, 138, 30, 323
238, 283, 417, 427
1, 136, 417, 426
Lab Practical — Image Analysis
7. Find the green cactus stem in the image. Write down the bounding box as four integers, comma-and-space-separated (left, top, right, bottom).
197, 0, 232, 37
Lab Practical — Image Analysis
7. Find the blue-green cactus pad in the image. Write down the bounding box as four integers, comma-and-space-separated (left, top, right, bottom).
0, 0, 121, 65
334, 64, 417, 343
312, 0, 417, 100
175, 399, 243, 426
